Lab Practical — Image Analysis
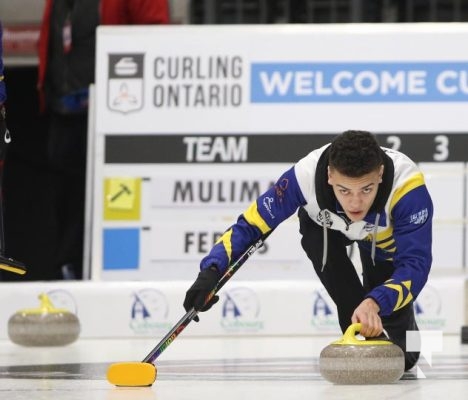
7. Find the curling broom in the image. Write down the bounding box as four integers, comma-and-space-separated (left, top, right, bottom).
107, 232, 271, 386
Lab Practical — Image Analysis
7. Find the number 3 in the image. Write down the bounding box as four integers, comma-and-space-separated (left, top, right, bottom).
434, 135, 449, 161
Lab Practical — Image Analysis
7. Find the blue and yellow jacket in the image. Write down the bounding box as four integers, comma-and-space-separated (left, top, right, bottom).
200, 144, 433, 317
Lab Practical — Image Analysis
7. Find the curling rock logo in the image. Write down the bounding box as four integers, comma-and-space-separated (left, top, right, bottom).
129, 289, 172, 335
310, 289, 339, 332
221, 287, 264, 333
108, 54, 145, 114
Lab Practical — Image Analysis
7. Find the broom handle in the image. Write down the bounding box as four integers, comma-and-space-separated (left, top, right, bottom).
142, 232, 271, 364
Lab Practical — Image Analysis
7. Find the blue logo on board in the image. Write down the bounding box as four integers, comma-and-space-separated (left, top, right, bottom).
129, 289, 172, 335
220, 287, 264, 332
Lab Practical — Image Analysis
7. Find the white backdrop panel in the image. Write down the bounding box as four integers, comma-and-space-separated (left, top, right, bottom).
92, 24, 468, 281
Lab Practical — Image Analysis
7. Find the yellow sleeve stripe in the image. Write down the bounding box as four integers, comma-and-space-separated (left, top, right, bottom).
385, 283, 403, 310
397, 292, 413, 310
390, 172, 425, 210
215, 228, 233, 264
385, 280, 414, 311
0, 75, 4, 81
243, 201, 271, 234
376, 236, 394, 246
380, 240, 395, 249
373, 226, 393, 243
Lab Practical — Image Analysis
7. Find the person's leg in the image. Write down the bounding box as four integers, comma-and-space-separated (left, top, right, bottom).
298, 208, 365, 333
381, 305, 420, 371
47, 112, 87, 279
360, 249, 420, 371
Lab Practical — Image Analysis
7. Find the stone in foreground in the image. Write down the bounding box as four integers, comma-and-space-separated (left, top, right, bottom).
319, 323, 405, 384
8, 293, 80, 346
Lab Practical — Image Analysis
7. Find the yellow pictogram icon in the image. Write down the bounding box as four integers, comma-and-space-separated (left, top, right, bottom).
104, 178, 141, 220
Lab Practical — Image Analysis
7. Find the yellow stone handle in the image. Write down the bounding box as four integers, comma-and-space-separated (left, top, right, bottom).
17, 293, 71, 315
332, 323, 393, 346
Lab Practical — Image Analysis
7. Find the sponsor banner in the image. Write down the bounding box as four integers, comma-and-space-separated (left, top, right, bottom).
96, 24, 468, 132
0, 275, 460, 339
0, 277, 463, 339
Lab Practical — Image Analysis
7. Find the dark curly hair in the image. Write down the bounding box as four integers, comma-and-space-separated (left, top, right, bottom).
328, 130, 383, 177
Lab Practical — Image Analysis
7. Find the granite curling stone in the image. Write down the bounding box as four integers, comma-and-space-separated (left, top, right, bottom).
8, 293, 80, 346
319, 323, 405, 384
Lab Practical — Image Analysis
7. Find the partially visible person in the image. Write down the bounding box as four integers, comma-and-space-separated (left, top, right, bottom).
0, 22, 27, 277
183, 130, 433, 373
38, 0, 169, 279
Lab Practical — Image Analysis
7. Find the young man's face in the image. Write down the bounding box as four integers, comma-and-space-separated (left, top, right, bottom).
327, 165, 383, 222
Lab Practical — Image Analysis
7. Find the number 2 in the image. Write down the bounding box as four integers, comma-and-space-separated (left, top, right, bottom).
386, 135, 401, 151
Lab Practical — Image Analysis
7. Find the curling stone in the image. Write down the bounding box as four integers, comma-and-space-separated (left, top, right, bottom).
319, 323, 404, 384
8, 293, 80, 346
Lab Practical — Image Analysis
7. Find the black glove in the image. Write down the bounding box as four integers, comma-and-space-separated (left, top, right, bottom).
183, 266, 221, 322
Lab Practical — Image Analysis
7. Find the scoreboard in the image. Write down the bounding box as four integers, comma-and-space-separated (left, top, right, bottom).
90, 24, 468, 281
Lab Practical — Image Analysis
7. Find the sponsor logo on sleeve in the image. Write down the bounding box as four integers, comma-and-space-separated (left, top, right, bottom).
410, 208, 429, 224
262, 196, 275, 219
